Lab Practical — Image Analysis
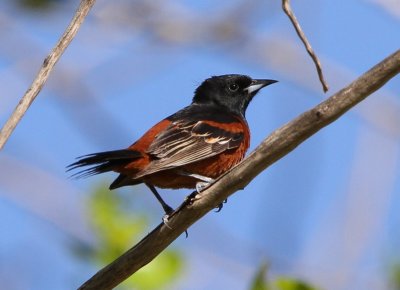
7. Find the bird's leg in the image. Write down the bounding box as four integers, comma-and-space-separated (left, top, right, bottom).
177, 171, 228, 212
176, 171, 226, 211
145, 183, 174, 216
189, 173, 214, 184
176, 170, 215, 194
195, 182, 210, 193
146, 184, 189, 238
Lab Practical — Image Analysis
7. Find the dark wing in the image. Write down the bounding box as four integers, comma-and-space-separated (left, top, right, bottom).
135, 119, 244, 177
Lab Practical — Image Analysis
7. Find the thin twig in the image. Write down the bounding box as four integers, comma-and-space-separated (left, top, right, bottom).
78, 50, 400, 290
282, 0, 329, 92
0, 0, 97, 150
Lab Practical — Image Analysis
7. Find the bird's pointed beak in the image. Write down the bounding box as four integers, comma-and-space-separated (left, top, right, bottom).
245, 79, 278, 94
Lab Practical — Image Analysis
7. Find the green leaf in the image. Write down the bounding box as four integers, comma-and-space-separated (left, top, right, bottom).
274, 277, 319, 290
18, 0, 56, 10
124, 250, 183, 290
250, 263, 270, 290
81, 182, 183, 290
248, 263, 319, 290
390, 262, 400, 290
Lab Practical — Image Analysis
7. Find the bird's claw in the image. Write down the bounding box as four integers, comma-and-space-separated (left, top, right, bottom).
215, 198, 228, 212
196, 181, 211, 193
162, 208, 189, 238
162, 214, 172, 228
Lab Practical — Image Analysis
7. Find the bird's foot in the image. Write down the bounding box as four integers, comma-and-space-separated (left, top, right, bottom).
196, 180, 214, 193
215, 198, 228, 212
162, 214, 173, 228
177, 171, 214, 194
196, 182, 207, 193
162, 203, 189, 238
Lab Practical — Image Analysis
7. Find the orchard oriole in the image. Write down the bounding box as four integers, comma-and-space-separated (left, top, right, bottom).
68, 74, 277, 215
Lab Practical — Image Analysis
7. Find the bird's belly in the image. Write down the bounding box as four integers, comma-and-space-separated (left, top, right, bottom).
184, 148, 245, 178
144, 172, 197, 189
144, 147, 246, 189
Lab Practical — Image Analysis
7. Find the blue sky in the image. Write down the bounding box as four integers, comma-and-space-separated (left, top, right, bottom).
1, 0, 400, 289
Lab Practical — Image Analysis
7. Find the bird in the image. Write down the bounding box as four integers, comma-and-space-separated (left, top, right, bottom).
68, 74, 277, 215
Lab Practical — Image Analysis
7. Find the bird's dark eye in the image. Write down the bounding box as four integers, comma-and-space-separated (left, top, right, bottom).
228, 83, 239, 92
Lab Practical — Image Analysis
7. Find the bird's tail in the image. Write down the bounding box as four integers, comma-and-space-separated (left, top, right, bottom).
67, 149, 142, 178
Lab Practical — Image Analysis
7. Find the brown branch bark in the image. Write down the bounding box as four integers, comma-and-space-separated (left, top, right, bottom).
282, 0, 329, 92
78, 50, 400, 290
0, 0, 97, 150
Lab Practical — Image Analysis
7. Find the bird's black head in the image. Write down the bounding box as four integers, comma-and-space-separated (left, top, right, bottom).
192, 74, 277, 117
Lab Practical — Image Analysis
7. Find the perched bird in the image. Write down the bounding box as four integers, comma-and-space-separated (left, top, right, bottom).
68, 74, 277, 215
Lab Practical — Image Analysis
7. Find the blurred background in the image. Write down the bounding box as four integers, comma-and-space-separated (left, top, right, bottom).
0, 0, 399, 289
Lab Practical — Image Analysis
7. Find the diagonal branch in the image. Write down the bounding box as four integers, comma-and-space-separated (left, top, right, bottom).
282, 0, 329, 92
0, 0, 97, 150
78, 49, 400, 290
